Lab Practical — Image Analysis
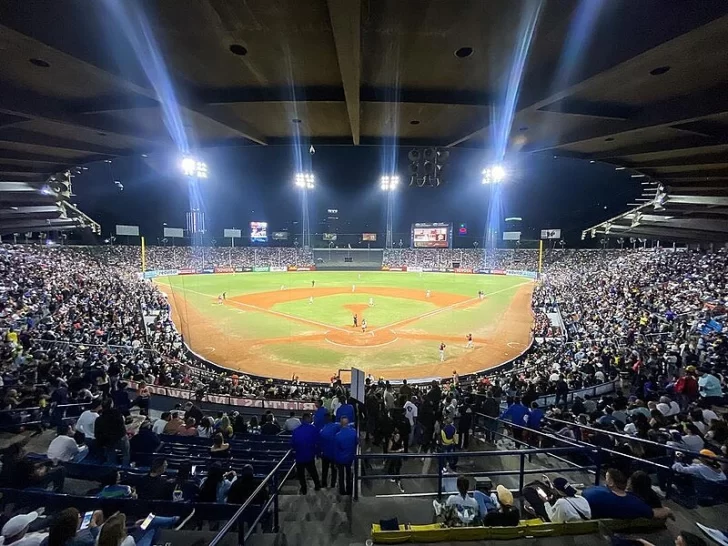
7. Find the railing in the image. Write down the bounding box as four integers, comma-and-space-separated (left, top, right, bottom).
355, 446, 601, 501
0, 401, 91, 430
208, 449, 295, 546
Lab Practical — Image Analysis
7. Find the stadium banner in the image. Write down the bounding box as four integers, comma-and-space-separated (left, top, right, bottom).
362, 233, 377, 241
223, 228, 242, 238
540, 228, 561, 240
476, 269, 491, 274
491, 269, 506, 275
287, 266, 298, 271
253, 266, 270, 272
503, 231, 522, 241
178, 268, 196, 275
214, 267, 234, 273
270, 266, 287, 272
163, 227, 184, 238
411, 222, 452, 248
295, 266, 316, 271
129, 382, 316, 411
453, 268, 474, 274
506, 269, 537, 279
143, 271, 158, 279
422, 268, 435, 272
381, 266, 406, 272
408, 267, 424, 273
201, 268, 215, 274
155, 269, 179, 277
250, 222, 268, 242
272, 231, 289, 241
115, 224, 140, 237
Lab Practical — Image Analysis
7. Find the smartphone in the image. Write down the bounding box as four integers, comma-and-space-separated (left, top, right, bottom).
191, 465, 198, 475
79, 511, 94, 530
140, 513, 155, 531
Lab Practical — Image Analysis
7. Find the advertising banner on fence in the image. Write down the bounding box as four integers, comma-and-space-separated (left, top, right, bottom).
129, 382, 316, 411
295, 266, 315, 271
155, 269, 178, 277
143, 271, 158, 279
453, 268, 473, 274
408, 267, 423, 273
287, 266, 298, 271
491, 269, 506, 275
214, 267, 234, 274
178, 268, 196, 275
476, 269, 491, 274
269, 266, 286, 272
506, 269, 537, 279
422, 268, 435, 272
253, 266, 270, 272
234, 267, 253, 272
201, 268, 215, 274
382, 266, 406, 272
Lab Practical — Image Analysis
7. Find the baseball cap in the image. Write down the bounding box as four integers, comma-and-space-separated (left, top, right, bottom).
2, 511, 38, 538
685, 365, 696, 373
552, 477, 577, 497
496, 484, 514, 506
699, 449, 717, 458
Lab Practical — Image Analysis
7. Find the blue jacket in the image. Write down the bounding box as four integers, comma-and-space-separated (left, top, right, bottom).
527, 408, 544, 430
334, 426, 358, 465
335, 403, 355, 424
319, 422, 340, 460
500, 403, 528, 427
291, 423, 319, 463
313, 407, 329, 430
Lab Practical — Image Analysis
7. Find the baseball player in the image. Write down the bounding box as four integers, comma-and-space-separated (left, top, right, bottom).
217, 294, 223, 305
369, 297, 375, 307
439, 342, 446, 361
426, 289, 431, 298
309, 296, 313, 305
466, 333, 473, 349
353, 313, 358, 327
352, 284, 356, 292
361, 318, 368, 333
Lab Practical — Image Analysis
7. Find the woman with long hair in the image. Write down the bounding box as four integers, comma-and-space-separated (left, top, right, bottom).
198, 416, 214, 438
199, 464, 236, 503
97, 513, 134, 546
210, 433, 231, 458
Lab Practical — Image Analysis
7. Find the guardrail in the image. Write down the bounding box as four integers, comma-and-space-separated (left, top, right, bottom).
208, 449, 295, 546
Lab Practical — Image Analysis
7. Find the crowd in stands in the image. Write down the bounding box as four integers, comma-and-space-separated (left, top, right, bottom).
0, 243, 727, 541
382, 248, 539, 271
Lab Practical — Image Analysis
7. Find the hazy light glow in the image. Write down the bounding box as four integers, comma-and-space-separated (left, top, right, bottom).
180, 156, 208, 179
294, 172, 315, 189
481, 164, 507, 185
380, 175, 399, 191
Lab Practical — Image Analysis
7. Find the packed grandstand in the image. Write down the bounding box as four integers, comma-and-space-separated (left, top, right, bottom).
0, 243, 726, 545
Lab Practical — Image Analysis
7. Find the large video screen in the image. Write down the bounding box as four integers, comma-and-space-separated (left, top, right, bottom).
250, 221, 268, 243
411, 223, 451, 248
272, 231, 289, 241
362, 233, 377, 242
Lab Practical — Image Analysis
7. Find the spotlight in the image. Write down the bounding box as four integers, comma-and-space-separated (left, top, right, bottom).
380, 175, 399, 191
180, 156, 208, 179
294, 172, 315, 189
481, 164, 506, 185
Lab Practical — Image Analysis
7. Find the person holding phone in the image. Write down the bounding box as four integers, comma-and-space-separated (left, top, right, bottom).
530, 476, 591, 523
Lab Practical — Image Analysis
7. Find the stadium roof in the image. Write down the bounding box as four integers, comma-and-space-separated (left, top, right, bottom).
0, 1, 727, 239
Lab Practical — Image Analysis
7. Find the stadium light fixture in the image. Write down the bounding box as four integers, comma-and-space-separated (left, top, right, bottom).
481, 164, 507, 185
294, 171, 315, 189
180, 155, 208, 179
380, 175, 399, 191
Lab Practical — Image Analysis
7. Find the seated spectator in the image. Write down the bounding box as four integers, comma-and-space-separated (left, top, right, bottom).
210, 433, 231, 458
523, 477, 591, 522
94, 470, 134, 499
177, 417, 198, 436
172, 462, 200, 502
198, 416, 215, 438
44, 507, 103, 546
47, 426, 88, 463
135, 458, 174, 501
657, 396, 680, 418
260, 414, 281, 436
198, 464, 236, 503
12, 453, 65, 493
232, 412, 248, 435
1, 511, 48, 546
152, 412, 170, 435
129, 421, 161, 466
672, 449, 727, 483
216, 414, 233, 438
96, 512, 133, 546
472, 477, 500, 516
482, 485, 520, 526
227, 464, 266, 505
74, 399, 101, 441
284, 411, 301, 432
439, 476, 480, 525
582, 468, 668, 520
162, 412, 184, 435
626, 471, 663, 510
667, 424, 704, 453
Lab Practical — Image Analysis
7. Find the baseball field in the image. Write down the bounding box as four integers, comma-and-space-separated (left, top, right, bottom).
154, 271, 535, 382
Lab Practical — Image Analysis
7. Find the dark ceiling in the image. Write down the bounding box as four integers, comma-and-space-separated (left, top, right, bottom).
0, 0, 727, 240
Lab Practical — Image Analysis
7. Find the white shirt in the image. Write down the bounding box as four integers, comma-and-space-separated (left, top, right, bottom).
7, 532, 48, 546
47, 435, 85, 462
403, 401, 418, 426
75, 410, 98, 440
152, 418, 168, 435
544, 496, 592, 523
284, 417, 302, 432
445, 493, 480, 512
702, 408, 719, 425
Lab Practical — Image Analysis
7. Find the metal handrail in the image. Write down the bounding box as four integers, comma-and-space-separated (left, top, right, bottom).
208, 449, 293, 546
0, 402, 90, 414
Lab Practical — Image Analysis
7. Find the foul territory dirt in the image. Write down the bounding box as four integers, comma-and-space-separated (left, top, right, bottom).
158, 283, 535, 382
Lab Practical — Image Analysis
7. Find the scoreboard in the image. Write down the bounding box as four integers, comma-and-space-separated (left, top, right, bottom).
411, 222, 452, 248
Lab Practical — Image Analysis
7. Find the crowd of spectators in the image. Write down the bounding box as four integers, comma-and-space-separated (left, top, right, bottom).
382, 248, 540, 271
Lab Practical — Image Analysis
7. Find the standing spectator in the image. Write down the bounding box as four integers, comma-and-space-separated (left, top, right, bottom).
482, 391, 500, 443
335, 416, 358, 496
319, 414, 339, 489
129, 421, 162, 466
386, 429, 405, 493
335, 396, 355, 424
313, 399, 328, 430
132, 381, 151, 416
94, 399, 129, 467
75, 399, 101, 441
184, 401, 204, 426
291, 413, 321, 494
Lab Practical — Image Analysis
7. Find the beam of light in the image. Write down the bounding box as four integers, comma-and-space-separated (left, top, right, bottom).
101, 0, 189, 154
379, 39, 401, 249
490, 0, 543, 162
481, 164, 507, 185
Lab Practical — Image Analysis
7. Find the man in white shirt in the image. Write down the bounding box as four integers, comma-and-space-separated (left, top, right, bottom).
656, 396, 680, 418
152, 412, 172, 435
74, 399, 101, 440
433, 476, 479, 524
47, 426, 88, 463
1, 511, 48, 546
284, 411, 302, 432
403, 397, 419, 445
538, 477, 591, 523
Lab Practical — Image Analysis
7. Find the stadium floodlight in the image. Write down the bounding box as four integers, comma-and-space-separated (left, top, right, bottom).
380, 175, 399, 191
180, 156, 208, 179
481, 164, 507, 185
294, 171, 315, 189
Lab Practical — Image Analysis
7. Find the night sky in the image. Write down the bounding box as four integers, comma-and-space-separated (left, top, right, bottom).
72, 145, 640, 247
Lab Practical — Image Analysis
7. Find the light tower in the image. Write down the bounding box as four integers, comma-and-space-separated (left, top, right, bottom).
380, 175, 399, 249
481, 163, 507, 268
294, 172, 315, 248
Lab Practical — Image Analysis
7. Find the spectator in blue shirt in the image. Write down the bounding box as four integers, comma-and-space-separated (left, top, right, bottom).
319, 414, 340, 489
313, 399, 328, 430
335, 416, 358, 496
500, 397, 528, 441
291, 413, 321, 494
335, 396, 355, 424
582, 468, 669, 520
526, 402, 544, 431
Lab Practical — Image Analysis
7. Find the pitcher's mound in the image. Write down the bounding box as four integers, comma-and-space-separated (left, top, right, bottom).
325, 328, 398, 348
